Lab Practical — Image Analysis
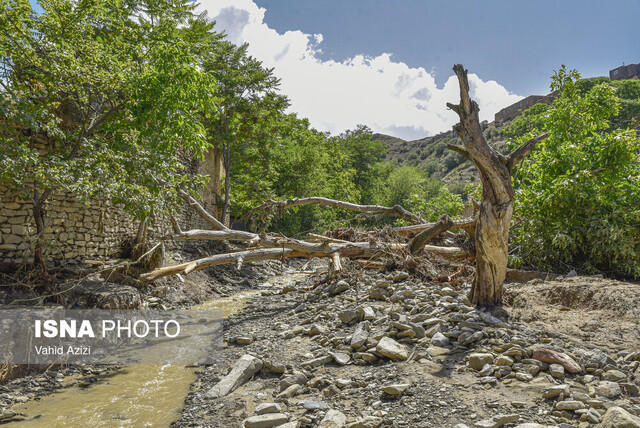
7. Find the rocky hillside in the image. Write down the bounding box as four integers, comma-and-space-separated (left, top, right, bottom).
374, 120, 509, 188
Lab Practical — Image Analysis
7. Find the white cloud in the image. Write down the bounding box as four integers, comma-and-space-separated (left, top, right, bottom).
198, 0, 522, 141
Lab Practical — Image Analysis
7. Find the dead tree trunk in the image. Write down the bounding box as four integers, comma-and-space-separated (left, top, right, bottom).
447, 64, 547, 307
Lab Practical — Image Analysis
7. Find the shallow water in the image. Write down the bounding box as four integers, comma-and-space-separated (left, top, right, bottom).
7, 286, 273, 427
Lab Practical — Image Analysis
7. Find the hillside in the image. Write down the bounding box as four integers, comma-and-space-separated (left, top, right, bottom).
374, 119, 508, 188
376, 76, 640, 192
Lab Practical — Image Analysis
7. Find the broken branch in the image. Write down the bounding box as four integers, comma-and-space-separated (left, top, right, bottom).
243, 197, 424, 224
505, 133, 549, 172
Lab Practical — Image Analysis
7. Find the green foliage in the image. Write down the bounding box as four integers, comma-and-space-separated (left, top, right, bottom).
0, 0, 218, 219
508, 66, 640, 277
381, 165, 462, 223
442, 152, 460, 171
202, 39, 289, 222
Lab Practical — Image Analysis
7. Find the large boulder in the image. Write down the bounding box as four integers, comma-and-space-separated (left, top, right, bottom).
599, 406, 640, 428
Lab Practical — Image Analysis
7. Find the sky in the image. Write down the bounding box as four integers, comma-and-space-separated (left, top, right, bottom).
29, 1, 640, 141
198, 0, 639, 140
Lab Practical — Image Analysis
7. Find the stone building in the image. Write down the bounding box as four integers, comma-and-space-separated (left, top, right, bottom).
494, 91, 558, 123
610, 63, 640, 81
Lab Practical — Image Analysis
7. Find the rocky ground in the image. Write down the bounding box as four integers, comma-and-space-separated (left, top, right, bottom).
174, 265, 640, 428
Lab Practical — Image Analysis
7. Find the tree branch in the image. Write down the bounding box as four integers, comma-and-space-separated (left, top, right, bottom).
447, 144, 470, 161
505, 133, 549, 172
243, 197, 425, 225
409, 214, 454, 254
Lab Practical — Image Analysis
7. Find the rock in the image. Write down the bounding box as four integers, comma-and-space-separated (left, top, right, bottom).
347, 416, 383, 428
513, 424, 549, 428
621, 382, 640, 396
515, 372, 533, 382
262, 360, 286, 374
329, 352, 351, 366
431, 332, 450, 347
301, 355, 332, 368
595, 381, 622, 399
280, 373, 308, 391
357, 306, 376, 320
309, 323, 325, 336
603, 369, 627, 382
351, 321, 370, 348
330, 280, 349, 295
392, 272, 409, 282
277, 384, 301, 398
380, 383, 410, 395
302, 400, 328, 410
542, 384, 570, 399
549, 364, 565, 378
236, 336, 253, 345
532, 348, 581, 373
338, 310, 360, 325
244, 413, 289, 428
495, 355, 514, 367
555, 400, 585, 411
469, 353, 495, 371
474, 414, 519, 428
580, 348, 616, 368
319, 409, 347, 427
206, 355, 263, 398
599, 406, 640, 428
479, 364, 495, 376
255, 403, 282, 415
376, 337, 408, 361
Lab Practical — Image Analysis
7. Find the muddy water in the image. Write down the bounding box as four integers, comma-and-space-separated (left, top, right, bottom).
8, 271, 308, 427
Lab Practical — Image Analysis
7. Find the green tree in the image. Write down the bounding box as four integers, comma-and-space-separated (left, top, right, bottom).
507, 66, 640, 277
0, 0, 218, 267
331, 125, 388, 204
203, 40, 289, 225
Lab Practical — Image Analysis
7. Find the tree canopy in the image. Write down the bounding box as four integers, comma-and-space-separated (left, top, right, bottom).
506, 67, 640, 278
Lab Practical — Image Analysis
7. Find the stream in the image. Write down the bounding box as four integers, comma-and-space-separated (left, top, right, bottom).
7, 271, 309, 427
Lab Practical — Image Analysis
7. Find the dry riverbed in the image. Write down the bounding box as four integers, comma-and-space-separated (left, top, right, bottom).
1, 260, 640, 428
174, 268, 640, 428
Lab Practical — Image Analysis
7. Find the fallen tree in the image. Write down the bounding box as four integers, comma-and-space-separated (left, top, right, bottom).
140, 194, 471, 282
240, 197, 425, 225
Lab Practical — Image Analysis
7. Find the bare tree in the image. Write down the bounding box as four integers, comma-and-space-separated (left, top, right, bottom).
447, 64, 547, 306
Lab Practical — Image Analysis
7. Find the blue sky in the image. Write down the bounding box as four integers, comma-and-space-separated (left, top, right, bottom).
28, 1, 640, 140
252, 0, 639, 96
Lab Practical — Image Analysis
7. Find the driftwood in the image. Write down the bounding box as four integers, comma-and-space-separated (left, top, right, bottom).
241, 197, 425, 224
447, 64, 548, 306
140, 241, 392, 282
141, 223, 471, 281
409, 214, 454, 254
396, 217, 476, 235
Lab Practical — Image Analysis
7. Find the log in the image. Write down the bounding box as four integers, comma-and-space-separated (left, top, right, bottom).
422, 245, 471, 262
243, 197, 424, 224
161, 229, 261, 246
396, 218, 476, 235
409, 214, 454, 254
176, 188, 227, 231
140, 241, 394, 282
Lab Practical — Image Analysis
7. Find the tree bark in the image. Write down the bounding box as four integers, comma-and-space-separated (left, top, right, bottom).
447, 64, 547, 307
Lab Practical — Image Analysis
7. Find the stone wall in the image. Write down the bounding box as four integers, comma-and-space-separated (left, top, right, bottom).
0, 148, 224, 265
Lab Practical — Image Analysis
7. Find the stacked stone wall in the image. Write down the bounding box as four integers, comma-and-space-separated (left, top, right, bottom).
0, 148, 224, 265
